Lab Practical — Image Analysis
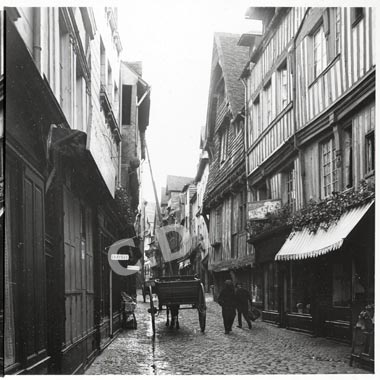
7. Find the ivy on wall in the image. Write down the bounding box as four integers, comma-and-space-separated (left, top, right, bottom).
115, 186, 135, 225
248, 180, 375, 238
289, 180, 375, 233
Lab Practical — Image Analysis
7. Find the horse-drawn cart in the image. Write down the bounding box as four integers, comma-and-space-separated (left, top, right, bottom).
146, 275, 206, 338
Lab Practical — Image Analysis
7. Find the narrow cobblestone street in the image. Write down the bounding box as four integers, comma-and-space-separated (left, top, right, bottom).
85, 292, 370, 375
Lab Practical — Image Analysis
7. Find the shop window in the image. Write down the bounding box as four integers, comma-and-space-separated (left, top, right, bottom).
288, 262, 312, 314
264, 263, 278, 311
321, 137, 338, 198
365, 131, 375, 174
333, 262, 351, 307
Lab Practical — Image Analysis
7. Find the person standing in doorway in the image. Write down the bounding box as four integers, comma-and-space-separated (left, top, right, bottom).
218, 280, 236, 334
235, 282, 252, 329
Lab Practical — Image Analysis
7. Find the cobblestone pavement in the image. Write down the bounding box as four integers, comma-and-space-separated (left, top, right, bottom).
86, 292, 370, 375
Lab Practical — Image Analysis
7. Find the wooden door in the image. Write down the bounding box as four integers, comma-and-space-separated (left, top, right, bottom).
63, 187, 94, 357
22, 167, 47, 361
63, 187, 83, 345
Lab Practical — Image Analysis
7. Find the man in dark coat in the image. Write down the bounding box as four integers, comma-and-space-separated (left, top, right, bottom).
235, 282, 252, 329
218, 280, 236, 334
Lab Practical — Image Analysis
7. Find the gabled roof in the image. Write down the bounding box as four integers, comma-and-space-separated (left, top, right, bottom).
213, 32, 249, 119
166, 175, 193, 194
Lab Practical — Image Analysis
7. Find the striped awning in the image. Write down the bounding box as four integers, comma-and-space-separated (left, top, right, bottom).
275, 201, 374, 261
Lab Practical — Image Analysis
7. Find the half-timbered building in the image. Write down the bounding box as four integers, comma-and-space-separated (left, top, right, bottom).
203, 33, 253, 297
4, 7, 148, 374
241, 7, 375, 349
277, 6, 375, 343
240, 6, 308, 327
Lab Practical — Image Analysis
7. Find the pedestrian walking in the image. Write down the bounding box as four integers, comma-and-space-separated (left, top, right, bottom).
235, 283, 252, 329
217, 279, 236, 334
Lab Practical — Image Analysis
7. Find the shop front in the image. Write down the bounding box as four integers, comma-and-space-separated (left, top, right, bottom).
275, 201, 375, 341
249, 226, 290, 325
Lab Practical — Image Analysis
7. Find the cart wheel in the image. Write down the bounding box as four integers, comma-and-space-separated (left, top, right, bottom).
198, 283, 206, 332
148, 286, 156, 338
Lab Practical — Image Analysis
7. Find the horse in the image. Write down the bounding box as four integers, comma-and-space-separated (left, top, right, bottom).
165, 304, 180, 329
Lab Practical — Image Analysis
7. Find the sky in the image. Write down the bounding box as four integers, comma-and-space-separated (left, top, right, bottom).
116, 0, 256, 202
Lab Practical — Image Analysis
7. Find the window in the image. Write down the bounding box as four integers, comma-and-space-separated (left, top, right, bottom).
313, 25, 327, 78
233, 118, 243, 139
215, 206, 222, 243
352, 7, 364, 27
310, 9, 341, 81
365, 131, 375, 174
343, 126, 353, 188
255, 182, 270, 201
286, 167, 296, 211
220, 128, 228, 165
75, 60, 87, 132
59, 11, 72, 121
277, 61, 288, 111
321, 137, 338, 198
335, 8, 341, 56
250, 95, 261, 145
231, 191, 246, 258
263, 81, 272, 127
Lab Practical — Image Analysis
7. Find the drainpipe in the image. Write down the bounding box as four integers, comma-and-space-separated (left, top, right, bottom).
33, 8, 42, 71
240, 76, 250, 215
